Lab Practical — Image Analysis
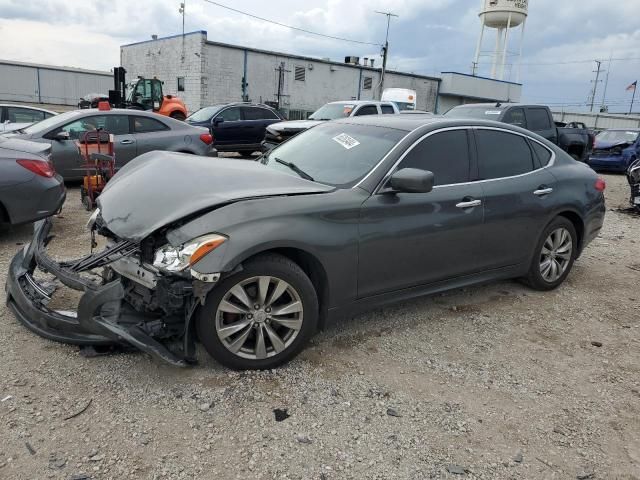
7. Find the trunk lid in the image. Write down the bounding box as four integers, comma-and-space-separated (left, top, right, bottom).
0, 136, 50, 157
97, 151, 334, 242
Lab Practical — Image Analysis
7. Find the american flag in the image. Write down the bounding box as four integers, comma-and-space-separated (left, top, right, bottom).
627, 81, 637, 92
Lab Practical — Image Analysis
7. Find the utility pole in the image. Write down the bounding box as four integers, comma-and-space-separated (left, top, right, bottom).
589, 60, 603, 113
179, 1, 186, 62
375, 11, 398, 100
600, 54, 612, 113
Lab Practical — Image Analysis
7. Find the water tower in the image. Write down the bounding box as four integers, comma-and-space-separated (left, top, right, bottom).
472, 0, 528, 81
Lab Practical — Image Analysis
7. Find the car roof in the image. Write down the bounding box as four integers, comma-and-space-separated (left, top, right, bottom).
199, 102, 277, 109
0, 104, 58, 114
327, 100, 394, 105
333, 114, 541, 134
449, 103, 547, 109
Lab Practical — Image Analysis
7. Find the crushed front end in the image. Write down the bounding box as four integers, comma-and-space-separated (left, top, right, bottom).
628, 158, 640, 212
5, 216, 219, 366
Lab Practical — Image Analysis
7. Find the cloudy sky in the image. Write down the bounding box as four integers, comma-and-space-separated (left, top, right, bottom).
1, 0, 640, 113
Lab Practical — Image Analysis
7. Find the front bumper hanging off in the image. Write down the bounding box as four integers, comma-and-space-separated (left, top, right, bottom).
5, 219, 189, 367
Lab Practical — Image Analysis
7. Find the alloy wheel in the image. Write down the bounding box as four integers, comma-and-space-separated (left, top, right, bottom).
539, 227, 573, 283
215, 276, 304, 360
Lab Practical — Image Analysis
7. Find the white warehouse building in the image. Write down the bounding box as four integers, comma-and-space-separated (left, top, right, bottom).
121, 31, 521, 117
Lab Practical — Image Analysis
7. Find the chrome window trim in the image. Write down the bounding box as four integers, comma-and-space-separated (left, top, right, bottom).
371, 125, 556, 194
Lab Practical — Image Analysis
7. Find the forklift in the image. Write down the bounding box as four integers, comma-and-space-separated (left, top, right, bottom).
79, 67, 188, 120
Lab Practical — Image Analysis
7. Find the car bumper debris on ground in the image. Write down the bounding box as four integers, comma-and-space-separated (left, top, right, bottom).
1, 175, 639, 479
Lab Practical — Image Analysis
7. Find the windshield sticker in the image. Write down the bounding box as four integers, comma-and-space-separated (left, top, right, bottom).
485, 110, 502, 115
332, 133, 360, 150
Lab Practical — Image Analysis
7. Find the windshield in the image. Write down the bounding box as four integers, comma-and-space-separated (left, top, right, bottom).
596, 130, 639, 144
187, 106, 223, 123
444, 106, 503, 119
262, 123, 405, 188
22, 110, 80, 135
308, 103, 355, 120
393, 102, 415, 111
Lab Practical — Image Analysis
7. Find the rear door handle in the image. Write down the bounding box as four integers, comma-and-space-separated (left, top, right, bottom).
534, 187, 553, 196
120, 139, 134, 145
456, 199, 482, 209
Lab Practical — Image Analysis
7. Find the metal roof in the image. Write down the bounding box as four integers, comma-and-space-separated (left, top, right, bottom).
0, 59, 111, 76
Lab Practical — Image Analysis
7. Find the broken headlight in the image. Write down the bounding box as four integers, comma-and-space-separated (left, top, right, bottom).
153, 234, 227, 273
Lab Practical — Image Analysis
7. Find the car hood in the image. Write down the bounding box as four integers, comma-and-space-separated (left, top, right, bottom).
268, 119, 324, 133
594, 140, 633, 150
97, 151, 334, 242
0, 135, 50, 156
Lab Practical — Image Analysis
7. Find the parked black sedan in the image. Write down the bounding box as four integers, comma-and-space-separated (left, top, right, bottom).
6, 116, 606, 370
186, 103, 284, 154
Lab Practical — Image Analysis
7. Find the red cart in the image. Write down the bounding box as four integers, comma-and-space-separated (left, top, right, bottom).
76, 129, 116, 211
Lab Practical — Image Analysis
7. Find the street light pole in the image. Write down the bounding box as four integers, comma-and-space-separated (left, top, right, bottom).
375, 11, 398, 100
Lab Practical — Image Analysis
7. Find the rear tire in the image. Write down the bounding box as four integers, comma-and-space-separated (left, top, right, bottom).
523, 217, 577, 291
196, 253, 318, 370
170, 111, 186, 121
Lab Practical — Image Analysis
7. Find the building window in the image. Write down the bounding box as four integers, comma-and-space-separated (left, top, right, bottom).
177, 77, 185, 91
363, 76, 373, 90
294, 66, 306, 82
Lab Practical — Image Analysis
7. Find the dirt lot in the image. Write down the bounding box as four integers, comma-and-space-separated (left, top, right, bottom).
1, 173, 639, 480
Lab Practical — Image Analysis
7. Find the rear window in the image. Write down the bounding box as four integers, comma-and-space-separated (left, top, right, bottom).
308, 103, 355, 120
444, 106, 503, 120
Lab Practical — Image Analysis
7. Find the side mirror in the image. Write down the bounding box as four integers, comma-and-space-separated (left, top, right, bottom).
53, 131, 70, 141
212, 117, 224, 126
389, 168, 434, 193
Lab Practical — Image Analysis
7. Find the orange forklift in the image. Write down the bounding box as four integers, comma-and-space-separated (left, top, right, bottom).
107, 67, 188, 120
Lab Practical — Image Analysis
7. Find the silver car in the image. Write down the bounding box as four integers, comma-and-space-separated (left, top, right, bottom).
0, 136, 65, 226
9, 109, 217, 180
0, 104, 57, 134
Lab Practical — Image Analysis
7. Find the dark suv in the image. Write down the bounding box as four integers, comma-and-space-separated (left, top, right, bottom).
186, 103, 285, 154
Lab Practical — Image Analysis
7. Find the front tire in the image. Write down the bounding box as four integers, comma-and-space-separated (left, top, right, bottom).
524, 217, 577, 291
196, 254, 318, 370
170, 111, 186, 121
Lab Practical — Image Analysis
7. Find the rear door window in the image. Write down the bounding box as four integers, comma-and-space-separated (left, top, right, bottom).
132, 116, 169, 133
354, 105, 379, 116
526, 108, 552, 130
380, 105, 396, 114
395, 130, 471, 186
242, 107, 279, 120
475, 130, 535, 179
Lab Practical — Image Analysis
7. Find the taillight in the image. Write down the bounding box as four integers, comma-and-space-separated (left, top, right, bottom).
16, 159, 56, 178
199, 133, 213, 145
594, 177, 606, 192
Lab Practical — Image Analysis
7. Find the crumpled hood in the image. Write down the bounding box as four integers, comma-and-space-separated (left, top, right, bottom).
97, 151, 333, 242
267, 119, 324, 133
594, 140, 633, 150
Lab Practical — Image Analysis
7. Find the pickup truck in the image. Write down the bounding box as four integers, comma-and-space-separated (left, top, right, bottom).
444, 103, 593, 162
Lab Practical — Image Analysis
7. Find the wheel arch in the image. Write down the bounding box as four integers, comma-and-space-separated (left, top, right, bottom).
0, 200, 10, 224
555, 210, 585, 254
231, 246, 330, 330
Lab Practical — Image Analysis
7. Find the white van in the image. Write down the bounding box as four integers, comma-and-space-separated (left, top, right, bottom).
381, 88, 417, 111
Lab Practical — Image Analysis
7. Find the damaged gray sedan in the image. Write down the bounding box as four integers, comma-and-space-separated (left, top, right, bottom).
6, 116, 606, 370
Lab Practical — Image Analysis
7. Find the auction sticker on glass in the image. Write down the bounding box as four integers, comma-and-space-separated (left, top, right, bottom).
332, 133, 360, 150
485, 110, 502, 115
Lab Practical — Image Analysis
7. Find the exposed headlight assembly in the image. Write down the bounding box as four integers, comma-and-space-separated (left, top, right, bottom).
153, 234, 227, 273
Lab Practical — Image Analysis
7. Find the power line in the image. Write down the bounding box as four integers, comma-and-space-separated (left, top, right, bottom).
199, 0, 381, 47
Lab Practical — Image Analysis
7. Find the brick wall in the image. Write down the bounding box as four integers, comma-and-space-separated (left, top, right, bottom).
120, 32, 206, 114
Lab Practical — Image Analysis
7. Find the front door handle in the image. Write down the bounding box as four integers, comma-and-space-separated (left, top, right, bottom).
456, 199, 482, 209
534, 187, 553, 196
120, 139, 134, 145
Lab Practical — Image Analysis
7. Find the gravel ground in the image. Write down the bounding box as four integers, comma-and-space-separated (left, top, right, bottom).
1, 173, 639, 480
